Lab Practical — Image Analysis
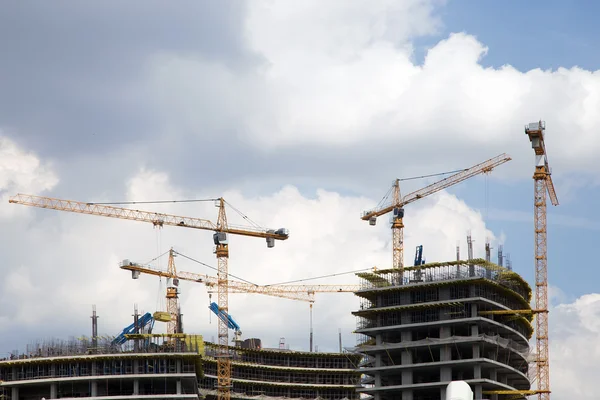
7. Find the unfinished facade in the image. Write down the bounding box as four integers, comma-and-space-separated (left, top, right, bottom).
199, 342, 361, 399
353, 259, 533, 400
0, 336, 203, 400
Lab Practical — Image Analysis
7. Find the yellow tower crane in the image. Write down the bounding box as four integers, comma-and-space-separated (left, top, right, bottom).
8, 194, 289, 400
361, 153, 512, 281
120, 252, 361, 304
166, 248, 180, 334
525, 121, 558, 400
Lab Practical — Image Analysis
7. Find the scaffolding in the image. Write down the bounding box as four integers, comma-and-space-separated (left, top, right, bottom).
0, 335, 204, 362
353, 259, 534, 399
199, 343, 361, 400
203, 343, 361, 370
0, 340, 202, 400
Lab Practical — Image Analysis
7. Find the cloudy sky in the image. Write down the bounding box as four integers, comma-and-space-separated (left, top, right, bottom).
1, 0, 599, 398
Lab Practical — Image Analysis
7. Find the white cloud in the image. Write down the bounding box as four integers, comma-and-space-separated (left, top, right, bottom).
1, 148, 598, 396
550, 293, 600, 399
0, 167, 498, 352
2, 1, 598, 396
141, 1, 600, 191
0, 135, 58, 217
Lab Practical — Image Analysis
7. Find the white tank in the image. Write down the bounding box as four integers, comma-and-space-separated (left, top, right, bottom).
446, 380, 473, 400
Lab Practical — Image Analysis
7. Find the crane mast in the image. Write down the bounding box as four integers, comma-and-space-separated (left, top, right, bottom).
525, 121, 558, 400
362, 153, 512, 278
166, 248, 179, 335
9, 194, 289, 400
213, 198, 231, 400
120, 254, 361, 303
391, 180, 404, 278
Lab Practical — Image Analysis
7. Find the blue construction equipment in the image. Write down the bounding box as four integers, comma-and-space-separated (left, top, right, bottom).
112, 312, 155, 346
414, 245, 425, 266
209, 302, 241, 332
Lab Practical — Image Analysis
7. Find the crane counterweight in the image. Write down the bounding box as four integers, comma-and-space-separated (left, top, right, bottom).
362, 153, 511, 277
9, 193, 290, 400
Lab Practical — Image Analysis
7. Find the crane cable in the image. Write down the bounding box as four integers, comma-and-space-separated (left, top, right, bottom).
376, 168, 469, 209
264, 267, 376, 286
168, 250, 377, 288
173, 251, 259, 286
87, 198, 218, 205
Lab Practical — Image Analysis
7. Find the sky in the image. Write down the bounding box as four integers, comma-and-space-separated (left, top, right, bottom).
1, 1, 599, 398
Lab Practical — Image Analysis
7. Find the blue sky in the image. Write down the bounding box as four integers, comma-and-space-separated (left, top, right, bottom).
1, 3, 600, 394
423, 0, 600, 301
417, 0, 600, 71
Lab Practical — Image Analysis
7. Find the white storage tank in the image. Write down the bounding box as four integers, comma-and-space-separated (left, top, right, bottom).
446, 380, 473, 400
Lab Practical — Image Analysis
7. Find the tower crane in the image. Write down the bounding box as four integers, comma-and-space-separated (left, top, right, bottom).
8, 194, 289, 400
361, 153, 512, 281
165, 248, 179, 335
120, 252, 361, 304
122, 250, 360, 354
525, 121, 558, 400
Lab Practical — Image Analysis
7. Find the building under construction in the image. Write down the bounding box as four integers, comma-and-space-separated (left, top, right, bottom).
0, 336, 204, 400
0, 319, 360, 400
352, 251, 533, 400
199, 341, 361, 399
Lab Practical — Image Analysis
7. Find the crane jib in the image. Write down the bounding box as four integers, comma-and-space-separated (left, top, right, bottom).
361, 153, 511, 220
8, 193, 289, 240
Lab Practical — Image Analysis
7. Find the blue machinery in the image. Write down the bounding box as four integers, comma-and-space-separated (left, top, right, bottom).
112, 312, 155, 346
209, 302, 242, 342
414, 245, 426, 266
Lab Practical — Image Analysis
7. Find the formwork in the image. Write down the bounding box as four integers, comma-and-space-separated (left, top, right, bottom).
0, 336, 203, 400
199, 342, 361, 400
353, 258, 533, 400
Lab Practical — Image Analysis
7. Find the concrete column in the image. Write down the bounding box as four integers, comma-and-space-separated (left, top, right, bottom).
474, 364, 481, 379
440, 346, 451, 361
11, 387, 18, 400
401, 350, 412, 385
133, 379, 140, 395
91, 362, 97, 397
474, 385, 482, 399
51, 383, 57, 399
440, 326, 451, 339
176, 359, 182, 373
375, 351, 383, 390
402, 390, 413, 400
440, 334, 452, 385
176, 379, 182, 394
489, 368, 497, 381
470, 303, 478, 318
440, 366, 452, 382
401, 331, 412, 342
376, 334, 383, 346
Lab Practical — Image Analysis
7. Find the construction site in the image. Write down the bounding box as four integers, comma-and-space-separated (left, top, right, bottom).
0, 121, 557, 400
